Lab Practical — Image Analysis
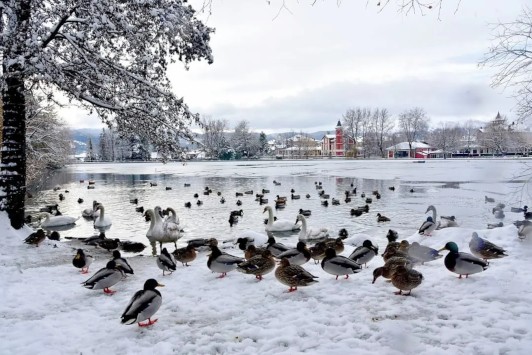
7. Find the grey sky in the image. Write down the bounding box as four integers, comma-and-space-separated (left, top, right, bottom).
63, 0, 527, 133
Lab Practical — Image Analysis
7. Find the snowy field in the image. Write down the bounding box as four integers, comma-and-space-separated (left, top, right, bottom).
2, 159, 532, 354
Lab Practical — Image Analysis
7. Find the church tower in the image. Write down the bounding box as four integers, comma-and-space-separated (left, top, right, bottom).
335, 120, 343, 156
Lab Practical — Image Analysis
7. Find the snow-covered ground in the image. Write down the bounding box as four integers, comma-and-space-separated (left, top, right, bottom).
3, 160, 532, 354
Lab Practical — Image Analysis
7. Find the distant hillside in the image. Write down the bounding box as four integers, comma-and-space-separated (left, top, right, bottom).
71, 128, 101, 155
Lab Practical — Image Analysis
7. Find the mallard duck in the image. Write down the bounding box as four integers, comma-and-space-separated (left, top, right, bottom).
382, 229, 400, 256
418, 216, 437, 236
157, 248, 176, 276
377, 213, 390, 222
184, 202, 192, 208
94, 205, 112, 228
244, 244, 268, 260
83, 232, 106, 246
492, 208, 505, 219
469, 232, 508, 262
487, 222, 503, 229
263, 206, 300, 232
299, 209, 312, 217
121, 279, 164, 327
321, 248, 362, 279
266, 236, 290, 257
350, 208, 363, 217
309, 241, 327, 264
112, 250, 134, 275
338, 228, 348, 238
73, 249, 94, 273
237, 249, 275, 280
372, 256, 413, 283
172, 244, 196, 266
390, 265, 423, 296
349, 240, 378, 267
306, 194, 311, 198
97, 238, 121, 252
439, 242, 489, 278
365, 197, 373, 204
291, 194, 300, 200
277, 241, 311, 266
24, 229, 46, 247
120, 241, 146, 253
402, 241, 442, 264
207, 245, 245, 278
296, 214, 329, 241
48, 231, 60, 241
82, 260, 124, 294
321, 200, 329, 207
485, 196, 495, 203
275, 258, 318, 292
323, 235, 343, 251
382, 243, 412, 262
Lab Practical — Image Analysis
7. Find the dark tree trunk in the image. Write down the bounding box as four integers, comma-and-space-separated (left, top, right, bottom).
0, 0, 31, 229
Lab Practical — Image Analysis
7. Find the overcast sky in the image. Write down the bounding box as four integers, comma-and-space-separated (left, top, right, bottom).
64, 0, 527, 133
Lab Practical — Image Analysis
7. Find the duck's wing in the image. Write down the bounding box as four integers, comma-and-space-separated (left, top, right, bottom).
418, 220, 435, 234
82, 268, 115, 287
218, 253, 245, 265
121, 290, 161, 324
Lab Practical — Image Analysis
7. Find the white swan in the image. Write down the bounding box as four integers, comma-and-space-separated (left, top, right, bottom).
145, 208, 178, 254
160, 206, 181, 245
296, 214, 329, 241
426, 205, 458, 230
40, 212, 79, 228
94, 205, 112, 228
263, 206, 300, 232
82, 200, 100, 219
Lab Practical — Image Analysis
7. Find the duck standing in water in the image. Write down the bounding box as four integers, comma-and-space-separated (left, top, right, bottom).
121, 279, 164, 327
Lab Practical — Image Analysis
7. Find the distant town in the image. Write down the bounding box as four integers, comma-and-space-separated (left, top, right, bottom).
73, 110, 532, 162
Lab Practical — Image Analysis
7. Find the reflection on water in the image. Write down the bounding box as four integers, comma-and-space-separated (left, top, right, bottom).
25, 160, 530, 253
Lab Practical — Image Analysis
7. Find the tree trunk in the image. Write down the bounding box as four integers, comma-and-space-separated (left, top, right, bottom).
0, 0, 31, 229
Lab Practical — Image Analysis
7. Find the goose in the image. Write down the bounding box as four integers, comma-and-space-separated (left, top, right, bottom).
263, 206, 300, 232
172, 244, 197, 266
24, 229, 46, 247
469, 232, 508, 262
112, 250, 134, 275
418, 216, 437, 236
40, 212, 79, 228
275, 258, 318, 292
349, 240, 378, 267
390, 265, 423, 296
265, 236, 290, 257
94, 205, 112, 228
237, 249, 276, 280
121, 279, 164, 327
157, 248, 176, 276
276, 241, 311, 266
321, 248, 362, 279
73, 249, 94, 274
439, 242, 489, 278
518, 220, 532, 240
82, 260, 124, 294
82, 200, 100, 219
376, 213, 390, 222
207, 245, 245, 278
296, 214, 329, 241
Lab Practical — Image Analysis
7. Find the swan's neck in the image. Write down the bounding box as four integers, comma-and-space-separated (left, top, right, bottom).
267, 208, 274, 226
99, 206, 105, 219
431, 207, 437, 221
148, 210, 156, 229
167, 207, 177, 219
299, 217, 307, 234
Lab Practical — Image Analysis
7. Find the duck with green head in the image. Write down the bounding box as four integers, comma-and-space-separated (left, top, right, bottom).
439, 242, 488, 279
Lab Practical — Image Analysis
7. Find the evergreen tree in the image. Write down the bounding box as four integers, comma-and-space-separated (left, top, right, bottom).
86, 138, 96, 162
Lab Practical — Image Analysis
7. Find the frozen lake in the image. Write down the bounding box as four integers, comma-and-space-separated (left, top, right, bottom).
27, 158, 531, 249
